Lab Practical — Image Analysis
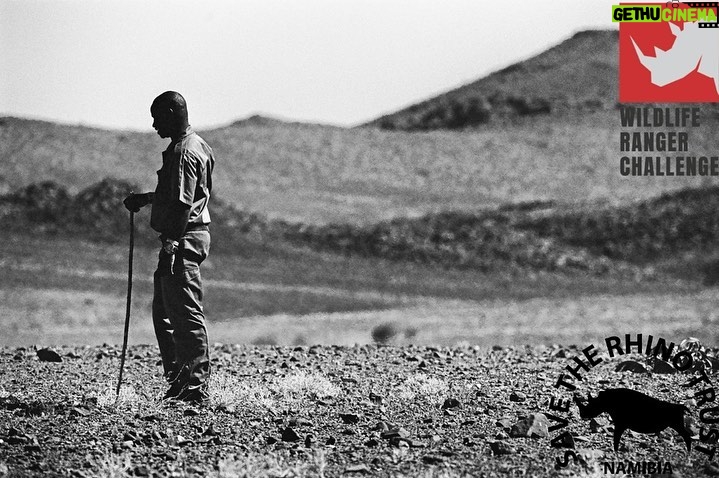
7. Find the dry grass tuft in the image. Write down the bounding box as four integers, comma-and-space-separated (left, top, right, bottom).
96, 384, 140, 409
273, 371, 341, 401
92, 453, 132, 478
216, 450, 327, 478
396, 374, 449, 405
94, 382, 162, 416
207, 372, 274, 411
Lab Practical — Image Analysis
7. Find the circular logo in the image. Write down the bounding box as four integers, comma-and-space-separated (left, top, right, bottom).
543, 334, 718, 475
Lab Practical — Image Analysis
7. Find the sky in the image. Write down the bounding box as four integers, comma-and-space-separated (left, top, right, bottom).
0, 0, 617, 131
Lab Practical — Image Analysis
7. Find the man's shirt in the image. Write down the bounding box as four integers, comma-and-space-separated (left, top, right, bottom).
151, 126, 215, 235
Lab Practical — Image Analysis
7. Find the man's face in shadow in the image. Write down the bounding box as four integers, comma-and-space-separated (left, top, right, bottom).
151, 104, 175, 139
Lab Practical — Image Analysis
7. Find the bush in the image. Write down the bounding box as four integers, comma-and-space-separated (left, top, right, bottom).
371, 322, 398, 344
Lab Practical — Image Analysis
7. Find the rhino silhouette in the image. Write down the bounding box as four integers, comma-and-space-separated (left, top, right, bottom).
574, 388, 692, 452
631, 21, 719, 95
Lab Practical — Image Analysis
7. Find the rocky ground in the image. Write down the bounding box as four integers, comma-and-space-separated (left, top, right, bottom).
1, 342, 718, 477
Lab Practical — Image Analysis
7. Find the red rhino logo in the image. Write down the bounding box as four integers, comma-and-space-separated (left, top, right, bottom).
631, 21, 719, 95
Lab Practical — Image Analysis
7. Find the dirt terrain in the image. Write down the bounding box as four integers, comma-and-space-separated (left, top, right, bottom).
1, 342, 717, 477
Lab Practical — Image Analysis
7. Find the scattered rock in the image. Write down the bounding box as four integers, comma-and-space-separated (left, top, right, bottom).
389, 437, 411, 448
575, 448, 604, 467
684, 414, 700, 436
70, 407, 91, 417
380, 427, 410, 440
289, 417, 313, 427
368, 392, 383, 404
441, 398, 461, 410
24, 401, 48, 417
509, 413, 549, 438
345, 463, 370, 474
496, 418, 513, 431
509, 391, 526, 402
706, 462, 719, 476
140, 413, 160, 422
133, 465, 150, 477
281, 427, 300, 442
422, 455, 443, 465
550, 432, 575, 449
615, 360, 648, 373
339, 413, 360, 424
364, 438, 379, 447
374, 421, 391, 433
589, 417, 608, 433
36, 348, 62, 363
489, 440, 517, 455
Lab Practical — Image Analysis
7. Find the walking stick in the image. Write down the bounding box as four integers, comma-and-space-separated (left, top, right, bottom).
116, 209, 135, 398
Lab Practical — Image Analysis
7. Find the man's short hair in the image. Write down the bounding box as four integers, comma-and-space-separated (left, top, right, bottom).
152, 91, 187, 115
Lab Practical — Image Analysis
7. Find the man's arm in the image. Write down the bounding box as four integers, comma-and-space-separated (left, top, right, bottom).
162, 200, 191, 242
158, 200, 190, 275
123, 192, 155, 212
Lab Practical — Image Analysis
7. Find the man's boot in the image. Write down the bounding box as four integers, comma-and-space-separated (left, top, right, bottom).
162, 364, 189, 400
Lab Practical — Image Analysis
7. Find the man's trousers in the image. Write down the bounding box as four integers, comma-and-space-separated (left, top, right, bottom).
152, 229, 211, 393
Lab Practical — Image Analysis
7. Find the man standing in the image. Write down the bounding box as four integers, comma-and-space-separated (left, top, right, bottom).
124, 91, 214, 404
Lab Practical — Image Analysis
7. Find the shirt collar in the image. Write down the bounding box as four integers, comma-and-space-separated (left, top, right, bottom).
170, 125, 194, 145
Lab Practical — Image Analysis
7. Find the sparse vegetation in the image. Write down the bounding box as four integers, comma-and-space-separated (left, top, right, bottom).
96, 384, 140, 410
4, 107, 719, 227
273, 371, 341, 401
2, 343, 716, 477
372, 323, 399, 344
396, 374, 449, 405
216, 450, 327, 478
93, 453, 132, 478
367, 30, 619, 131
7, 178, 719, 279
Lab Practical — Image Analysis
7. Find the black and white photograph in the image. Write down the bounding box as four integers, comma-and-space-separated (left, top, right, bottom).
2, 0, 719, 476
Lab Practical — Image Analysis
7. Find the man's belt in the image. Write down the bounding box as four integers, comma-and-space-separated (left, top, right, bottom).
186, 223, 209, 232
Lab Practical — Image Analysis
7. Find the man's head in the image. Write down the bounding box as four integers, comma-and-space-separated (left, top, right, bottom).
151, 91, 189, 139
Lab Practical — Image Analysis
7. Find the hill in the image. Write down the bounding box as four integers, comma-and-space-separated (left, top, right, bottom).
3, 29, 719, 224
5, 178, 719, 282
3, 112, 719, 226
363, 30, 620, 131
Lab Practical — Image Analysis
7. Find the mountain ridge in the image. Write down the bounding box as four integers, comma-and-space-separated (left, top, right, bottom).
363, 30, 619, 131
3, 29, 719, 225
